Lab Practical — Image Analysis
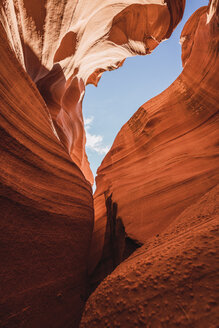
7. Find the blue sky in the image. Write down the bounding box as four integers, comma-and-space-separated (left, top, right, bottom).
83, 0, 209, 179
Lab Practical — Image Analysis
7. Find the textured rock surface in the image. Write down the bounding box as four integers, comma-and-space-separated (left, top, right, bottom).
0, 1, 186, 326
81, 185, 219, 327
0, 21, 93, 328
89, 1, 219, 281
0, 0, 218, 327
0, 0, 186, 184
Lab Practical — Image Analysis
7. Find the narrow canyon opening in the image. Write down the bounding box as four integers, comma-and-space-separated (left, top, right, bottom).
33, 0, 209, 300
83, 0, 208, 183
79, 0, 211, 300
0, 0, 218, 328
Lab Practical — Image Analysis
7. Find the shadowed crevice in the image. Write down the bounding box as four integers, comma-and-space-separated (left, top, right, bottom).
87, 193, 142, 297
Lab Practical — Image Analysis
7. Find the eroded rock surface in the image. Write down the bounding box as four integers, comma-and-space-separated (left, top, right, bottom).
89, 1, 219, 281
0, 19, 94, 328
0, 0, 186, 184
81, 185, 219, 327
0, 0, 218, 327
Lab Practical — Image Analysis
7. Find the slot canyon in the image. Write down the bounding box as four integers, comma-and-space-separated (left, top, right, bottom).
0, 0, 218, 327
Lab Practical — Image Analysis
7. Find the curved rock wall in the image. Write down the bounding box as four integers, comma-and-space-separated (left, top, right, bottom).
0, 20, 94, 327
81, 185, 219, 327
1, 0, 218, 327
89, 1, 219, 282
0, 0, 185, 184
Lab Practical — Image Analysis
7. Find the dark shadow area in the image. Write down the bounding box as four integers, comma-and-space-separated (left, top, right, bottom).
87, 193, 142, 298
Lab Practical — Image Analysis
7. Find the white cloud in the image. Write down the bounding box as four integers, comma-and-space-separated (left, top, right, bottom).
84, 116, 94, 126
84, 116, 110, 155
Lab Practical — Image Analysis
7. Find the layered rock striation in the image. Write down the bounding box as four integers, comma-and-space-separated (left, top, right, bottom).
0, 17, 93, 328
0, 0, 185, 185
89, 0, 219, 283
0, 0, 185, 326
0, 0, 218, 327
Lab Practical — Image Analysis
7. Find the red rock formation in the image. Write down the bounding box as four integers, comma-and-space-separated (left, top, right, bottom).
89, 1, 219, 282
0, 0, 185, 326
81, 185, 219, 327
1, 0, 217, 327
0, 20, 93, 328
0, 0, 186, 185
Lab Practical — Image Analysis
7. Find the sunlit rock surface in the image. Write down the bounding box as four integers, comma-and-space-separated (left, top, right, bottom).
0, 0, 186, 184
0, 0, 218, 327
89, 0, 219, 301
0, 17, 94, 328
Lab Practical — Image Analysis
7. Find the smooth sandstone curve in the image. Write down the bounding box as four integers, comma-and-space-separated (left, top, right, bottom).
2, 0, 216, 327
89, 1, 219, 284
0, 0, 185, 184
0, 2, 94, 327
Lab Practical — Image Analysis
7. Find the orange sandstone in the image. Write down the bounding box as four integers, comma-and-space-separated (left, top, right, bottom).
0, 1, 218, 328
